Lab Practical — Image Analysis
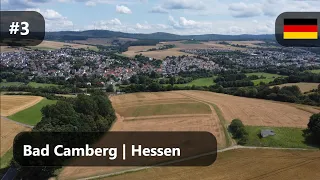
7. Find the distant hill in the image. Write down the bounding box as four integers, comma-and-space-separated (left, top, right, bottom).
45, 30, 274, 41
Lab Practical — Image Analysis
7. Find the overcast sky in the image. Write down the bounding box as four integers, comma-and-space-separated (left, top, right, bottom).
1, 0, 319, 35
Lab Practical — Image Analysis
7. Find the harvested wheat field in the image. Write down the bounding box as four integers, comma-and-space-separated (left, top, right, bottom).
176, 91, 320, 128
123, 46, 189, 59
59, 91, 320, 179
271, 83, 319, 93
103, 149, 320, 180
59, 92, 227, 179
0, 118, 30, 156
0, 95, 43, 116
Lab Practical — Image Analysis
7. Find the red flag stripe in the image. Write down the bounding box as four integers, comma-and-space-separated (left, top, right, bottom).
284, 25, 318, 32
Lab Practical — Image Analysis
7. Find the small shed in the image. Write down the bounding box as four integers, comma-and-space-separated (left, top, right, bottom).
260, 129, 276, 138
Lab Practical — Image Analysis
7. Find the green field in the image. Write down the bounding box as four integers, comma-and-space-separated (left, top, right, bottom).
175, 77, 216, 87
27, 46, 56, 51
117, 102, 211, 117
27, 82, 59, 88
0, 82, 24, 87
0, 149, 13, 169
0, 81, 59, 88
307, 69, 320, 74
246, 72, 285, 85
181, 40, 202, 44
8, 98, 57, 126
244, 126, 317, 149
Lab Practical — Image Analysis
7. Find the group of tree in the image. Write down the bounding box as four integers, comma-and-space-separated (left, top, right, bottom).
229, 119, 248, 145
214, 73, 254, 88
14, 93, 116, 179
306, 113, 320, 146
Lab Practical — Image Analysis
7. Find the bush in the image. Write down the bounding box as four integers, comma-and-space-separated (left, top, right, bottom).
307, 113, 320, 145
229, 119, 248, 145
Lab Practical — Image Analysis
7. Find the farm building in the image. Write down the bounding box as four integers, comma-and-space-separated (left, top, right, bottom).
261, 129, 276, 138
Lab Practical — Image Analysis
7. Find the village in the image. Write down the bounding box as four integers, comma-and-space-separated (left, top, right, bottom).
1, 45, 320, 86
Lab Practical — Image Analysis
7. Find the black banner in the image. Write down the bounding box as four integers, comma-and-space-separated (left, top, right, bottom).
13, 132, 217, 166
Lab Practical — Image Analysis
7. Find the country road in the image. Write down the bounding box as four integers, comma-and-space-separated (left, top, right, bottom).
1, 116, 34, 129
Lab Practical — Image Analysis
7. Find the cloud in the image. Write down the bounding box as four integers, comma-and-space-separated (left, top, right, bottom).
0, 0, 52, 10
228, 2, 262, 18
26, 8, 74, 31
149, 6, 168, 14
163, 0, 206, 10
116, 5, 132, 14
85, 1, 96, 6
136, 23, 151, 30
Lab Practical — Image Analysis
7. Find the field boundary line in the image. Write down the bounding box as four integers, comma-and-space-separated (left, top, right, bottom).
78, 145, 316, 180
123, 114, 211, 121
115, 101, 200, 109
1, 116, 34, 129
175, 92, 235, 147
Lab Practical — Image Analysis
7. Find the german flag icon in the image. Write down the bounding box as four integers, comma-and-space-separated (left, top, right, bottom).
283, 19, 318, 40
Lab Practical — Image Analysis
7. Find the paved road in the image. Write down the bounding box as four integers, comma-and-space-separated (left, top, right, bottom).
1, 116, 34, 128
1, 167, 17, 180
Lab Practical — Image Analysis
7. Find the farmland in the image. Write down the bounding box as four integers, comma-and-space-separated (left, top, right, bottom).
244, 126, 317, 149
0, 118, 30, 156
178, 91, 319, 128
8, 98, 57, 126
59, 91, 227, 179
271, 83, 319, 93
0, 81, 59, 88
246, 72, 285, 85
122, 40, 274, 60
28, 40, 98, 51
58, 90, 320, 179
176, 77, 216, 87
0, 95, 43, 116
307, 69, 320, 74
103, 149, 320, 180
1, 40, 98, 52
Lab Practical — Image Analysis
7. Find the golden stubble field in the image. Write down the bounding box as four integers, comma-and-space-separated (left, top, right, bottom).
271, 83, 320, 93
59, 91, 227, 179
178, 91, 320, 128
122, 40, 267, 59
104, 149, 320, 180
0, 118, 30, 156
0, 95, 38, 156
59, 90, 320, 179
0, 95, 43, 116
1, 41, 97, 52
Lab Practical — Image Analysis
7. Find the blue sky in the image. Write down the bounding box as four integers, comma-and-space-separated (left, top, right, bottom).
1, 0, 319, 34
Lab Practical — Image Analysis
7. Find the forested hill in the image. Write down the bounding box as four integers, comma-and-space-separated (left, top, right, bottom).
45, 30, 274, 41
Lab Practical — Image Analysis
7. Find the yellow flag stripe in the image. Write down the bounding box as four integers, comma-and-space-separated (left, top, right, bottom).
283, 32, 318, 39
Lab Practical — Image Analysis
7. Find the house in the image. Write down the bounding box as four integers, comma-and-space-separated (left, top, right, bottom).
260, 129, 276, 138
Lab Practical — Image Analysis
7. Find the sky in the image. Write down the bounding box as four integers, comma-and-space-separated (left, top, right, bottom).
1, 0, 320, 35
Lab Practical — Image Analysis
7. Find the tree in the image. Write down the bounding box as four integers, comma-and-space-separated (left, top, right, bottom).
307, 113, 320, 145
229, 119, 248, 145
169, 76, 176, 86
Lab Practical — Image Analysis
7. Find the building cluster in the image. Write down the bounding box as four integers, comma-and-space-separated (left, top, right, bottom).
182, 47, 320, 68
0, 48, 161, 82
2, 45, 320, 85
162, 55, 222, 75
